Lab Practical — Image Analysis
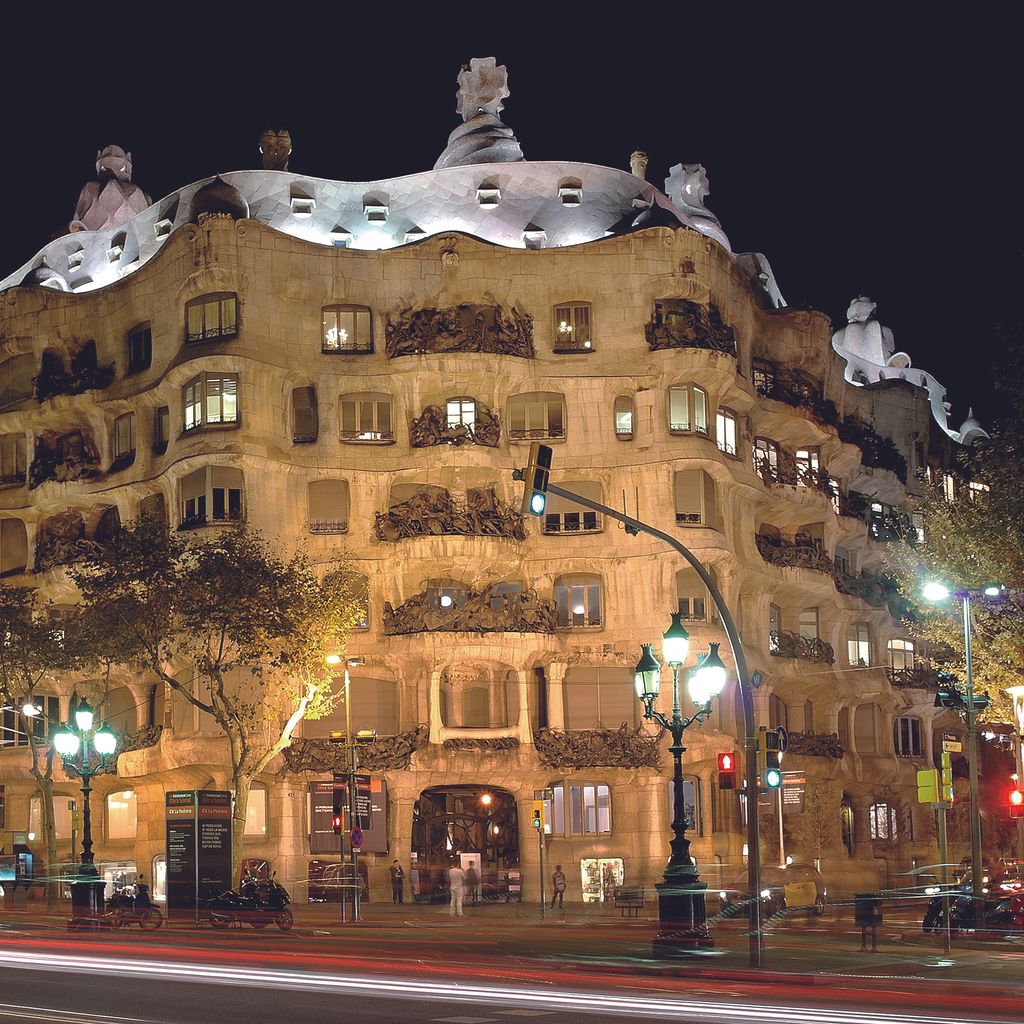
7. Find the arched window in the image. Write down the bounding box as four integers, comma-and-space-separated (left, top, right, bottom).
322, 305, 373, 353
854, 703, 881, 754
673, 469, 717, 527
179, 466, 244, 528
508, 392, 565, 441
613, 396, 634, 439
887, 639, 915, 671
893, 716, 923, 757
292, 386, 317, 443
543, 480, 602, 535
101, 687, 138, 733
106, 788, 138, 840
339, 392, 394, 443
183, 373, 238, 431
185, 292, 238, 344
126, 322, 152, 373
668, 383, 708, 435
554, 574, 603, 628
0, 518, 28, 575
562, 667, 635, 729
552, 302, 593, 352
305, 676, 399, 738
308, 479, 349, 534
244, 782, 269, 838
30, 793, 73, 840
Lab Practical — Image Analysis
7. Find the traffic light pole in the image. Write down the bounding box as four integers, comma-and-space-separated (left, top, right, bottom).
539, 480, 764, 968
962, 594, 985, 931
936, 802, 951, 953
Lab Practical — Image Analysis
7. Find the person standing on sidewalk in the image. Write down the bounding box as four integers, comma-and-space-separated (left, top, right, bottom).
550, 865, 567, 909
448, 861, 467, 917
465, 861, 481, 905
389, 860, 405, 904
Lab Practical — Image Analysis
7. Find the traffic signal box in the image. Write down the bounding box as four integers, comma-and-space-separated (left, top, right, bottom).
1010, 788, 1024, 819
531, 799, 545, 831
521, 443, 553, 516
940, 752, 953, 803
917, 753, 954, 805
332, 793, 344, 834
755, 727, 782, 790
717, 752, 737, 790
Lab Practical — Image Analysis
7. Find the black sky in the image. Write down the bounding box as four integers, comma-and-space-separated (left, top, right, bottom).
2, 12, 1019, 423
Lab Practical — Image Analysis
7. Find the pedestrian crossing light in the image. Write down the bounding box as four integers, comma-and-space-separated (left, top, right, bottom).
520, 443, 553, 516
531, 799, 545, 831
1010, 789, 1024, 819
717, 751, 738, 790
331, 812, 343, 834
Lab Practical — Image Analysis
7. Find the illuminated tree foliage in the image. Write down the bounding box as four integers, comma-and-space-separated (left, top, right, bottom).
71, 517, 365, 877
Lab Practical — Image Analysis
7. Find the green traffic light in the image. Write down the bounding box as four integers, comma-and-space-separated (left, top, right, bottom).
764, 768, 782, 789
529, 492, 546, 515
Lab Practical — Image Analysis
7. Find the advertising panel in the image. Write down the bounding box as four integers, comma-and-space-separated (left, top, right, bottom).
308, 778, 388, 855
165, 790, 233, 919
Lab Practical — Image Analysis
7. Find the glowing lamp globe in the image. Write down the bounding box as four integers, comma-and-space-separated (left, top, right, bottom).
52, 725, 80, 757
982, 583, 1005, 598
74, 700, 95, 732
93, 723, 118, 757
325, 654, 343, 666
20, 701, 40, 717
689, 643, 728, 706
634, 643, 662, 702
923, 582, 951, 603
662, 612, 690, 667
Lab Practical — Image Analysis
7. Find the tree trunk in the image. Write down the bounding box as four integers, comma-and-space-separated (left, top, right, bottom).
37, 776, 60, 911
231, 771, 252, 886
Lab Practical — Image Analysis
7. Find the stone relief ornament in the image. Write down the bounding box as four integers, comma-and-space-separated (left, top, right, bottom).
785, 731, 844, 759
435, 57, 524, 169
442, 737, 520, 752
383, 585, 556, 636
534, 725, 663, 770
374, 486, 525, 542
117, 724, 164, 755
70, 145, 152, 233
385, 304, 534, 359
281, 727, 429, 774
259, 128, 292, 171
410, 403, 500, 448
645, 299, 737, 356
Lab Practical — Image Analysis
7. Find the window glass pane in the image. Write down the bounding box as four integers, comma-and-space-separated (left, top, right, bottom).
583, 786, 597, 833
187, 303, 203, 339
377, 400, 392, 437
244, 786, 268, 837
546, 399, 563, 436
570, 786, 583, 834
693, 387, 707, 433
221, 377, 238, 422
597, 785, 611, 833
220, 296, 237, 334
669, 386, 690, 431
107, 789, 137, 840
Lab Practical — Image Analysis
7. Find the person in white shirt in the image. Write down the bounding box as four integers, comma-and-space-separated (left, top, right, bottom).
448, 862, 467, 917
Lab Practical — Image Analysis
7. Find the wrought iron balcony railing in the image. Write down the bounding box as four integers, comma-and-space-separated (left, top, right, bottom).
769, 630, 835, 664
756, 533, 834, 575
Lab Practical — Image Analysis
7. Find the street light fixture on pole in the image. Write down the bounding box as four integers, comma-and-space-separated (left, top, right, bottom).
924, 581, 1004, 930
51, 699, 118, 928
635, 614, 728, 956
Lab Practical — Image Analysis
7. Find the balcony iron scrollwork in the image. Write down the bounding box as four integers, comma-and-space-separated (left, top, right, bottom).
769, 629, 835, 664
753, 362, 841, 430
281, 727, 429, 773
645, 299, 737, 356
838, 415, 908, 483
886, 666, 939, 689
785, 730, 844, 758
533, 725, 663, 770
410, 403, 500, 448
753, 448, 834, 499
384, 584, 556, 636
374, 486, 525, 542
385, 304, 534, 359
756, 533, 834, 575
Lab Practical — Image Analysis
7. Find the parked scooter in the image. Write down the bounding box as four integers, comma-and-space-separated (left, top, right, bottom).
923, 883, 1024, 938
105, 875, 163, 929
207, 872, 293, 931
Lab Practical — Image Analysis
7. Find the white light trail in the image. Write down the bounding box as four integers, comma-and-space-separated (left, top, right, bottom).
0, 948, 1006, 1024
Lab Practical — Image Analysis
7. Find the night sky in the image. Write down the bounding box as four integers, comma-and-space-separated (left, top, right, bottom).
1, 15, 1018, 423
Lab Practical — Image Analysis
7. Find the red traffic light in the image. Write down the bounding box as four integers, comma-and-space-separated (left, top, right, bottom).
717, 752, 737, 790
1011, 789, 1024, 819
332, 813, 344, 834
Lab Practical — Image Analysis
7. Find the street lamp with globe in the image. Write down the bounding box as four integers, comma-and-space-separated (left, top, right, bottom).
51, 699, 118, 927
635, 612, 728, 955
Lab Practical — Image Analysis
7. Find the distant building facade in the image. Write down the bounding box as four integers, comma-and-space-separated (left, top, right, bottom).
0, 58, 979, 905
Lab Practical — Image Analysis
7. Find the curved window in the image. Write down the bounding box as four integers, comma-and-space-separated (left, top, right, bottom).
563, 667, 635, 730
322, 305, 373, 353
0, 354, 33, 407
676, 567, 713, 622
716, 407, 737, 456
101, 686, 138, 733
126, 323, 152, 373
613, 396, 634, 439
0, 518, 28, 575
894, 716, 923, 757
179, 466, 244, 528
183, 373, 238, 431
106, 788, 137, 840
544, 480, 602, 535
340, 392, 394, 443
308, 480, 349, 535
508, 392, 565, 441
888, 638, 915, 671
552, 302, 593, 352
669, 384, 708, 436
112, 413, 136, 467
185, 293, 238, 344
554, 575, 603, 629
673, 469, 717, 528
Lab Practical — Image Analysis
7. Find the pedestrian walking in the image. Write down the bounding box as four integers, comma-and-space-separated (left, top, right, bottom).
448, 861, 467, 917
465, 860, 481, 905
550, 864, 567, 909
389, 859, 405, 904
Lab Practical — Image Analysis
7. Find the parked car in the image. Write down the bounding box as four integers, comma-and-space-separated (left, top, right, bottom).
719, 862, 826, 916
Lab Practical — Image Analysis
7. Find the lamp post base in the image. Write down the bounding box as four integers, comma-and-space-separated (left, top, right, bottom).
68, 876, 109, 931
652, 876, 713, 958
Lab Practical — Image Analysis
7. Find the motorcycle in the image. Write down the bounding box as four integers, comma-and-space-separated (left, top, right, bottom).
924, 882, 1024, 938
207, 872, 293, 931
105, 879, 163, 929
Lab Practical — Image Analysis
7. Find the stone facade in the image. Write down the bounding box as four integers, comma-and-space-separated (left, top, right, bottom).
0, 145, 969, 907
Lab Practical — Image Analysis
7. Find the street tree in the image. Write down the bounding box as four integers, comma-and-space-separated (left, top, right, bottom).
0, 585, 76, 904
786, 780, 839, 867
70, 517, 366, 878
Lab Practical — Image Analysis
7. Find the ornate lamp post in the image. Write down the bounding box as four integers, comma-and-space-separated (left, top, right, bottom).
636, 613, 728, 956
52, 700, 118, 926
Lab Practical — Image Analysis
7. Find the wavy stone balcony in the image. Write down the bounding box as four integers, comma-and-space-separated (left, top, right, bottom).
769, 630, 835, 664
753, 449, 836, 501
756, 533, 834, 575
886, 666, 939, 689
645, 299, 737, 357
753, 362, 841, 430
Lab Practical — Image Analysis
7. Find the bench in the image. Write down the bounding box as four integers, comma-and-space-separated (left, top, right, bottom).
613, 885, 645, 917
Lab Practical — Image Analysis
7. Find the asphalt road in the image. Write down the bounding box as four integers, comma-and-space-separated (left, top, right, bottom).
0, 947, 1016, 1024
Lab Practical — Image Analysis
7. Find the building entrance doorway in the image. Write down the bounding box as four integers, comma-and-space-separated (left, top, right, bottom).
580, 857, 623, 903
411, 786, 518, 900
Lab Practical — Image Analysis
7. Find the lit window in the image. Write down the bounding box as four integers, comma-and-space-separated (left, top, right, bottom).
126, 323, 152, 373
446, 397, 476, 430
112, 413, 136, 464
0, 435, 26, 484
752, 358, 775, 396
887, 638, 915, 672
185, 293, 238, 344
542, 783, 612, 836
183, 374, 238, 431
669, 778, 703, 836
668, 384, 708, 436
847, 624, 870, 667
753, 437, 781, 481
716, 407, 737, 456
322, 305, 373, 353
179, 466, 244, 529
869, 802, 898, 840
554, 575, 602, 628
676, 567, 711, 622
795, 447, 820, 486
674, 469, 716, 527
942, 473, 956, 502
508, 392, 565, 441
106, 789, 138, 840
244, 784, 268, 837
613, 395, 634, 439
893, 717, 923, 757
552, 302, 593, 352
339, 392, 394, 442
912, 510, 925, 544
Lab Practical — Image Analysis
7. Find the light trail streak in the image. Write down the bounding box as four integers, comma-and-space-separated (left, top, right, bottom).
0, 1004, 158, 1024
0, 947, 1008, 1024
